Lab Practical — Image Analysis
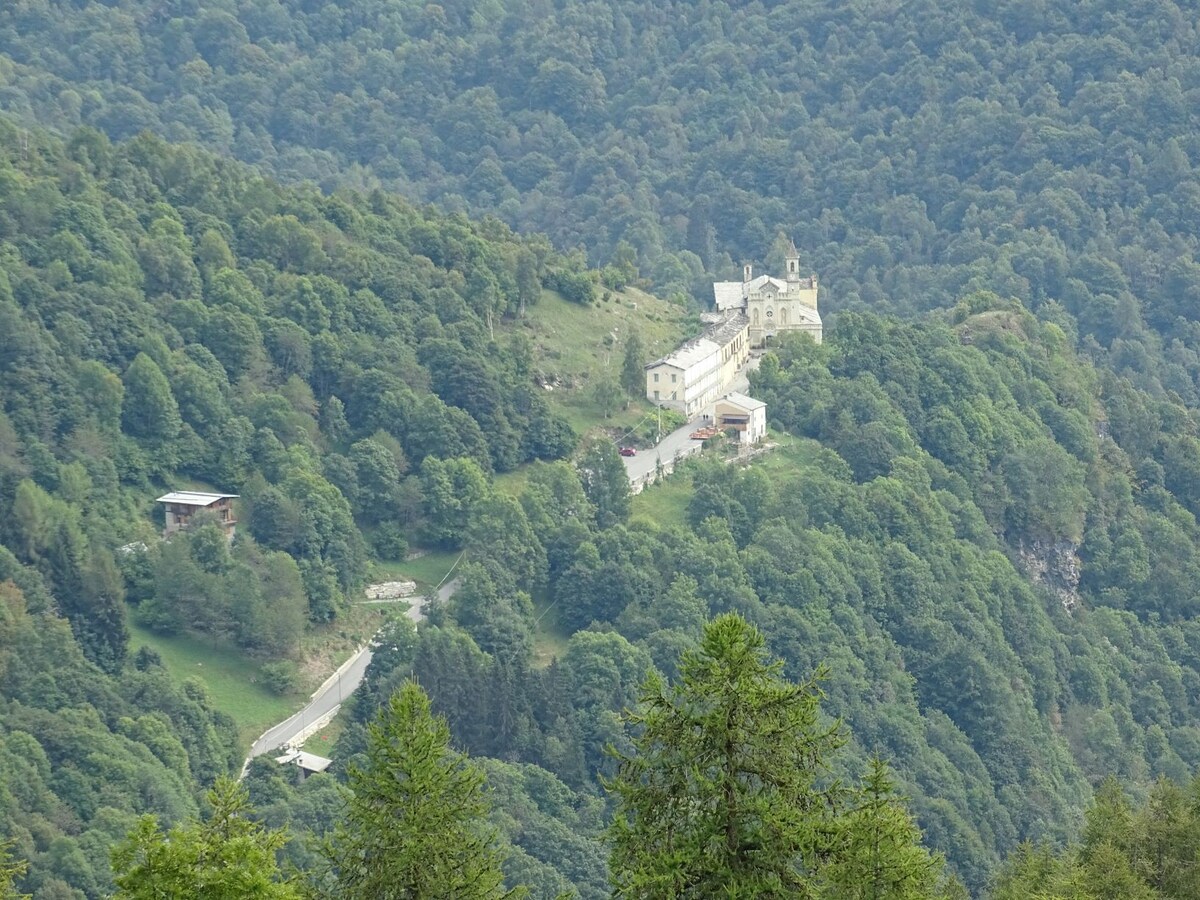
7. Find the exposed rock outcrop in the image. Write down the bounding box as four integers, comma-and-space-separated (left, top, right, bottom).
1017, 538, 1081, 613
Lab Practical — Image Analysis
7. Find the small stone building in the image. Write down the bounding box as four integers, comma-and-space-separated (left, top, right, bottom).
714, 392, 767, 445
156, 491, 238, 540
274, 749, 333, 780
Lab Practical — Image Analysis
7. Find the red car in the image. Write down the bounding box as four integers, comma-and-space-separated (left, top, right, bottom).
619, 446, 637, 457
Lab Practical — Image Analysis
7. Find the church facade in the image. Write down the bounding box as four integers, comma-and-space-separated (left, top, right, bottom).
712, 243, 822, 347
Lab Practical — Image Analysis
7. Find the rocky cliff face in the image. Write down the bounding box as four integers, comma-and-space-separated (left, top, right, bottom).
1017, 538, 1082, 612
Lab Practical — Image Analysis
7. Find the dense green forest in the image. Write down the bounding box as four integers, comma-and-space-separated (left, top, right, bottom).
4, 0, 1200, 359
6, 0, 1200, 897
0, 115, 597, 896
310, 296, 1200, 895
991, 775, 1200, 899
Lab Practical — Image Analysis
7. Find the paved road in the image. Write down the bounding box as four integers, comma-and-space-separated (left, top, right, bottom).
248, 364, 767, 762
622, 357, 761, 484
246, 577, 460, 761
621, 415, 705, 484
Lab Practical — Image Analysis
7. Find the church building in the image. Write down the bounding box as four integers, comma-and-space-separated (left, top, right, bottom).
712, 242, 821, 347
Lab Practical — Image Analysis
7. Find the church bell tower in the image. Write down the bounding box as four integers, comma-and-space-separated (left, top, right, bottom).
785, 240, 801, 285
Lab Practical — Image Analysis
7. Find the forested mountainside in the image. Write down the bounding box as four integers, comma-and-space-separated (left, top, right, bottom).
991, 774, 1200, 899
0, 564, 239, 899
4, 0, 1200, 352
0, 117, 598, 895
0, 113, 581, 660
6, 2, 1200, 897
311, 297, 1200, 895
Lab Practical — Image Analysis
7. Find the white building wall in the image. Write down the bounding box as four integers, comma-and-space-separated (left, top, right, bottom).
646, 363, 684, 409
646, 319, 750, 416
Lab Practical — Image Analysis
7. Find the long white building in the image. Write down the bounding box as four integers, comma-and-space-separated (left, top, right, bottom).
644, 312, 749, 417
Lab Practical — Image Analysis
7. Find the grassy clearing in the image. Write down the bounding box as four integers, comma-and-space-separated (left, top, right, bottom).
493, 467, 533, 498
511, 286, 688, 385
297, 603, 396, 685
371, 548, 463, 589
531, 596, 571, 668
126, 617, 298, 746
630, 474, 695, 530
299, 712, 345, 757
507, 286, 690, 439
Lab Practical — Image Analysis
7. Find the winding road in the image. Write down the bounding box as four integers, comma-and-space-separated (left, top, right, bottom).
245, 578, 460, 762
247, 358, 763, 765
621, 355, 760, 484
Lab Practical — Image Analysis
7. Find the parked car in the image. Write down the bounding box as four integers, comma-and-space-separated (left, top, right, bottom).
619, 446, 637, 457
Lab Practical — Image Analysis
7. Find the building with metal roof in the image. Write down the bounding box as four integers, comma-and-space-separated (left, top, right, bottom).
715, 392, 768, 445
155, 491, 238, 540
644, 312, 750, 417
274, 749, 334, 779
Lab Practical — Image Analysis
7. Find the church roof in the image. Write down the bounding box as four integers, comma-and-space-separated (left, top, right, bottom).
791, 306, 822, 325
746, 275, 788, 292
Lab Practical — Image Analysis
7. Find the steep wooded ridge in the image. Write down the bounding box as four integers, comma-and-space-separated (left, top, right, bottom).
0, 116, 590, 896
325, 297, 1200, 896
4, 2, 1200, 898
3, 0, 1200, 342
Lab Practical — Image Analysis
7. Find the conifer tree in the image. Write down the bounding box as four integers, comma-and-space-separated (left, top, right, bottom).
606, 613, 843, 898
621, 332, 645, 398
322, 680, 522, 899
821, 758, 946, 900
110, 777, 298, 899
0, 841, 29, 900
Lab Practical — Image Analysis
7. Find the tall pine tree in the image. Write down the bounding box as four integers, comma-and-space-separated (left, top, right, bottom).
111, 777, 299, 899
621, 332, 645, 398
606, 613, 844, 898
321, 680, 523, 899
821, 758, 947, 899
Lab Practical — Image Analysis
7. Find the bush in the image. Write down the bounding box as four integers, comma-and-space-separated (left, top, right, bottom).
372, 523, 409, 560
260, 661, 299, 695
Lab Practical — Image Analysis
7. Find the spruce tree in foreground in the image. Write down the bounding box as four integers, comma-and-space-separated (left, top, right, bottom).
607, 613, 955, 899
321, 680, 522, 899
110, 777, 298, 899
822, 758, 947, 899
0, 841, 29, 900
606, 613, 844, 898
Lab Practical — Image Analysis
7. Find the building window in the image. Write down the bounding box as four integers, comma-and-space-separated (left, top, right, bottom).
672, 391, 677, 400
653, 390, 659, 400
672, 373, 677, 383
